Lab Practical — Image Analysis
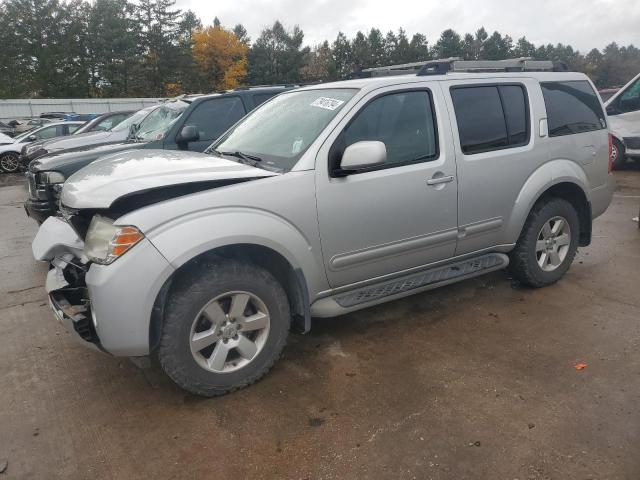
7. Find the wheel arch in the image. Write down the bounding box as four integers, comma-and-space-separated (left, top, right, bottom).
507, 161, 592, 247
149, 243, 312, 353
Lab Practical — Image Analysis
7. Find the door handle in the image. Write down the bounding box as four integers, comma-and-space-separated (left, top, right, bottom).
427, 175, 454, 186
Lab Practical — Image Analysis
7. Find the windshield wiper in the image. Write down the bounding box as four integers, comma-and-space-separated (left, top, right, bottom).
218, 150, 263, 163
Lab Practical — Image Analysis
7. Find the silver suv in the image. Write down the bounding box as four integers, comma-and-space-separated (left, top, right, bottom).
33, 59, 614, 396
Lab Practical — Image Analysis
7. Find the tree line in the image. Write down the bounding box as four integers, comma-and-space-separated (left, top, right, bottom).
1, 0, 639, 99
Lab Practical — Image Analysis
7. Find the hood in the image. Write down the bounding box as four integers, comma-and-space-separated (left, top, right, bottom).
61, 149, 279, 209
41, 130, 117, 153
31, 142, 144, 172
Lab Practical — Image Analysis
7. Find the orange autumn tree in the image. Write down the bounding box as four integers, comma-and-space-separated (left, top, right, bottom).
192, 24, 248, 91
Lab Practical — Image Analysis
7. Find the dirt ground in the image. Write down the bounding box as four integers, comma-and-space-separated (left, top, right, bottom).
0, 169, 639, 480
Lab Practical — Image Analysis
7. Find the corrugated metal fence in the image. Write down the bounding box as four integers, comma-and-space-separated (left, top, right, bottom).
0, 98, 161, 121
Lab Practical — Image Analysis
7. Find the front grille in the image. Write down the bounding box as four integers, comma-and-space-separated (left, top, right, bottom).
624, 137, 640, 150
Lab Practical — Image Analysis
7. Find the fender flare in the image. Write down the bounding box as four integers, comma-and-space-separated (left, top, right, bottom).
146, 207, 326, 302
505, 160, 591, 244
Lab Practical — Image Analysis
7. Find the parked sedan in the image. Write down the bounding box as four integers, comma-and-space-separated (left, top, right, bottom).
9, 118, 53, 134
21, 106, 158, 164
0, 121, 84, 173
23, 111, 133, 162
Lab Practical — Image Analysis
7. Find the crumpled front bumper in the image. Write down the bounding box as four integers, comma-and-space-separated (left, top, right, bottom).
33, 217, 176, 357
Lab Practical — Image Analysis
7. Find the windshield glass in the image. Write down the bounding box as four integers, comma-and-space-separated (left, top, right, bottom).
210, 88, 357, 172
111, 106, 157, 133
135, 101, 188, 141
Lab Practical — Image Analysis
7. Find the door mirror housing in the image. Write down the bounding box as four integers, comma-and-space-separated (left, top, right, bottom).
176, 125, 200, 144
339, 141, 387, 172
27, 134, 37, 141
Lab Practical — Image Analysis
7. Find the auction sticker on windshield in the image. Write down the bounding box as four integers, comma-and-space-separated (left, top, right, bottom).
311, 97, 345, 110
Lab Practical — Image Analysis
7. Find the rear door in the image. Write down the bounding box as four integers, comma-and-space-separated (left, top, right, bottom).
315, 85, 459, 288
443, 78, 546, 255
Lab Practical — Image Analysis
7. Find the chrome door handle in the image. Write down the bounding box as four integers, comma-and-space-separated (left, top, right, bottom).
427, 175, 454, 186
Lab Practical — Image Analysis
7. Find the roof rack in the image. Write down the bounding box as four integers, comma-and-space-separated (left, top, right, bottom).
418, 57, 568, 75
349, 57, 569, 79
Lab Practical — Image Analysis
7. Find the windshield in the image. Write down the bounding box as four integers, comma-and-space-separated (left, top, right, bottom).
135, 101, 188, 141
111, 106, 157, 133
210, 88, 357, 172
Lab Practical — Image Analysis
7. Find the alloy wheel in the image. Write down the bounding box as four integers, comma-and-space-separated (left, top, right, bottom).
189, 291, 271, 373
535, 216, 571, 272
0, 153, 19, 173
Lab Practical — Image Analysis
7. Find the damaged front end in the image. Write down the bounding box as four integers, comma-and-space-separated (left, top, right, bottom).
47, 255, 101, 350
34, 217, 101, 350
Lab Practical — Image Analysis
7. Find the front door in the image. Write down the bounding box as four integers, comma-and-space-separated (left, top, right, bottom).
316, 87, 458, 288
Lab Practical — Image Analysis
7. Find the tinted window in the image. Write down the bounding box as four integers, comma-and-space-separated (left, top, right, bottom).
253, 92, 278, 107
344, 91, 438, 166
541, 81, 605, 137
185, 97, 246, 142
67, 124, 82, 134
451, 85, 529, 154
500, 86, 528, 144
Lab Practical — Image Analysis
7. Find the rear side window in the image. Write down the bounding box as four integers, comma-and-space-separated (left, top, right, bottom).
541, 81, 606, 137
184, 97, 246, 142
451, 84, 529, 154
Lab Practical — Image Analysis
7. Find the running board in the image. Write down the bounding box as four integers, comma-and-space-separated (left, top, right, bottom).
311, 253, 509, 316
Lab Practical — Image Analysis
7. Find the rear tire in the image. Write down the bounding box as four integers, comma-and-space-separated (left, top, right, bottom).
0, 152, 19, 173
611, 138, 626, 170
157, 259, 290, 397
509, 198, 580, 288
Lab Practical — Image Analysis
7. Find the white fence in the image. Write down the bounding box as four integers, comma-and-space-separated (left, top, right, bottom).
0, 98, 161, 121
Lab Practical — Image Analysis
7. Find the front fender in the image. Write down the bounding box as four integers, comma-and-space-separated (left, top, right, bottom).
142, 207, 327, 297
505, 160, 590, 243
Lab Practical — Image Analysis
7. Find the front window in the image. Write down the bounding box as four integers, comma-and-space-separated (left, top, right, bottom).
135, 101, 188, 141
210, 88, 357, 172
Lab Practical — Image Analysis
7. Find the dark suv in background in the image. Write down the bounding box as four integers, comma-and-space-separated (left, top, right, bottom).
24, 85, 295, 223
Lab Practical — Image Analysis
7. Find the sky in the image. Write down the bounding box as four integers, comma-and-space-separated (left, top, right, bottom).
176, 0, 639, 53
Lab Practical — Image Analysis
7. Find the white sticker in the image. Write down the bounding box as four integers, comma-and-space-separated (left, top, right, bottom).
311, 97, 345, 111
292, 137, 304, 154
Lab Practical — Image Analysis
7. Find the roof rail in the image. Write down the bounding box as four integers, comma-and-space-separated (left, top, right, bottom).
418, 57, 568, 75
348, 57, 570, 79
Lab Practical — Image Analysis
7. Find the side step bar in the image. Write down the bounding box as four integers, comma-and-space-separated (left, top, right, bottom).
311, 253, 509, 316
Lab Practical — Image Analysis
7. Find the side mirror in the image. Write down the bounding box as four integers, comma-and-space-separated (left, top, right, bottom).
176, 125, 200, 144
339, 141, 387, 172
606, 104, 619, 116
27, 134, 37, 141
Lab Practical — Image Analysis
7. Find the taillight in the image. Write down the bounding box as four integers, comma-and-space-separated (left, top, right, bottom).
608, 133, 613, 173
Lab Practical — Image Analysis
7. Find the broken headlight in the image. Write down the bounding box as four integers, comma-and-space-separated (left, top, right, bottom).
84, 215, 144, 265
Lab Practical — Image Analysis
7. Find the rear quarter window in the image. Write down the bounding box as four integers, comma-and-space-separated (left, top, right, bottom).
541, 81, 606, 137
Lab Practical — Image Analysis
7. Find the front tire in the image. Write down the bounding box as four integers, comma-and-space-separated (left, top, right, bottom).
157, 259, 291, 397
509, 198, 580, 288
0, 152, 19, 173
